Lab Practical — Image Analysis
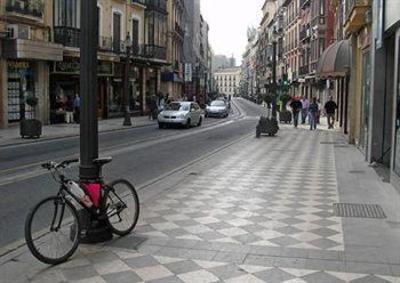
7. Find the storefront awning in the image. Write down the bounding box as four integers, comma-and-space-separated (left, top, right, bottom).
316, 40, 350, 78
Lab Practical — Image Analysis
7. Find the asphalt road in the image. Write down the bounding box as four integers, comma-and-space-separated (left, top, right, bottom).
0, 98, 263, 249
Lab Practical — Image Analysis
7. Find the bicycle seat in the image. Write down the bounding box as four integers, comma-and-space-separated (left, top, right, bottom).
93, 157, 113, 167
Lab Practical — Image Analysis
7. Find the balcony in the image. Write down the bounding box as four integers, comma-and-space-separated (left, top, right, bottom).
54, 26, 80, 48
344, 0, 371, 33
146, 0, 167, 14
5, 0, 44, 22
175, 22, 185, 38
145, 44, 166, 60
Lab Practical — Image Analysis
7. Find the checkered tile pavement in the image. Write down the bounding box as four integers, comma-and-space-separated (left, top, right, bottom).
5, 128, 400, 282
40, 248, 399, 283
136, 129, 344, 251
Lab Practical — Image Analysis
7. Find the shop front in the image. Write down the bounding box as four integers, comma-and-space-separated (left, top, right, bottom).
50, 58, 113, 123
109, 63, 143, 118
1, 39, 63, 128
6, 61, 35, 122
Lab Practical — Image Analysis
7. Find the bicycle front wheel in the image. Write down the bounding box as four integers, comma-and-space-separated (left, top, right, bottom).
25, 197, 80, 265
103, 179, 140, 236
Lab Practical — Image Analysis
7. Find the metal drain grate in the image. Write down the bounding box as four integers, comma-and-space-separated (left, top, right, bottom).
333, 203, 387, 219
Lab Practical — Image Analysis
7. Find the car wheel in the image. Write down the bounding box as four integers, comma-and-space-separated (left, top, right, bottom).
185, 119, 191, 129
158, 122, 165, 129
197, 117, 203, 127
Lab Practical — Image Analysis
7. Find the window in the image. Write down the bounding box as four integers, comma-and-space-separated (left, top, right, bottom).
54, 0, 80, 28
113, 12, 122, 52
132, 19, 139, 51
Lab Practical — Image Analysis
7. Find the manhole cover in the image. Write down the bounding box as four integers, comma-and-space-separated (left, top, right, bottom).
333, 203, 386, 219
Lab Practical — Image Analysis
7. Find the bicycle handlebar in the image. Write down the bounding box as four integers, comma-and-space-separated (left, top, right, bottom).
41, 159, 79, 170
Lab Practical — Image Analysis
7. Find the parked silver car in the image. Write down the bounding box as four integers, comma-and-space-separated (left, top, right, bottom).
158, 102, 204, 129
206, 100, 229, 118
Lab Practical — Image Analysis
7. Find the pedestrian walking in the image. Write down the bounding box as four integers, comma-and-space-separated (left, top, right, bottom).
308, 97, 319, 131
301, 96, 310, 124
289, 97, 302, 128
73, 94, 80, 124
157, 92, 166, 112
324, 96, 338, 129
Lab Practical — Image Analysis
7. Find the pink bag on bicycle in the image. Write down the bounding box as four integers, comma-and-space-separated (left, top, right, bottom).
83, 183, 102, 208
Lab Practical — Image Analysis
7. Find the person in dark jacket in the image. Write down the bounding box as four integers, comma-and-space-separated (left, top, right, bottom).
324, 96, 338, 129
308, 97, 319, 131
290, 97, 303, 128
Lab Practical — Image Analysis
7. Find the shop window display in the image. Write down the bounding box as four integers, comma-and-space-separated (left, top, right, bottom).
7, 62, 35, 122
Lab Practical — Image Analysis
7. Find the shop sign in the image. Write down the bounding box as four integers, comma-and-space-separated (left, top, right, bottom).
7, 61, 30, 69
98, 61, 113, 76
54, 60, 80, 74
54, 59, 114, 76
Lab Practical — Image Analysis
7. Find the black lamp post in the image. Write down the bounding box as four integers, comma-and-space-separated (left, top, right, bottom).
80, 0, 99, 181
79, 0, 112, 243
123, 33, 133, 126
271, 40, 277, 120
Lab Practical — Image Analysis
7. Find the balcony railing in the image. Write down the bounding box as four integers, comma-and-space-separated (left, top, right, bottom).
175, 22, 185, 38
144, 44, 166, 60
54, 26, 80, 48
5, 0, 44, 20
146, 0, 167, 13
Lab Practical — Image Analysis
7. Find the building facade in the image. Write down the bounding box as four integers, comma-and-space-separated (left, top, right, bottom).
214, 67, 241, 97
0, 0, 63, 128
241, 27, 258, 100
161, 0, 185, 100
1, 0, 208, 128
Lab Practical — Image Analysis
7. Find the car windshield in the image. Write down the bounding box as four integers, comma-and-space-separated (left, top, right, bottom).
211, 101, 226, 107
165, 103, 190, 112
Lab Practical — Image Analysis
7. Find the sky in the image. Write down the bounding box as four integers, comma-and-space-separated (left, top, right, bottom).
201, 0, 264, 65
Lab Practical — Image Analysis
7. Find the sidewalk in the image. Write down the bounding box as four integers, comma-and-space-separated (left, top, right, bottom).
0, 117, 156, 147
1, 126, 400, 282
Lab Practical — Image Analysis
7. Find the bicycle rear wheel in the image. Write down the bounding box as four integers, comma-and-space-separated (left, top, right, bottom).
25, 196, 80, 265
102, 179, 140, 236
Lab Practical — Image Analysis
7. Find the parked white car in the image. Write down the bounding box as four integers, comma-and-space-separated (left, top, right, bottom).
158, 102, 204, 129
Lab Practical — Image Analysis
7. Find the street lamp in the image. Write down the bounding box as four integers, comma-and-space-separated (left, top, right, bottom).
271, 30, 278, 120
123, 32, 133, 126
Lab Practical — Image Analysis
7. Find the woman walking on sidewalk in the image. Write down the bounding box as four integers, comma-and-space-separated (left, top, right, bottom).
308, 97, 319, 131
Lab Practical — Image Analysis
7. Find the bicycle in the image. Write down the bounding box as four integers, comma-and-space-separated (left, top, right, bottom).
24, 157, 140, 265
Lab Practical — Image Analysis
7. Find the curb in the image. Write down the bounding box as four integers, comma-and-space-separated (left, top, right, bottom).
0, 122, 157, 149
